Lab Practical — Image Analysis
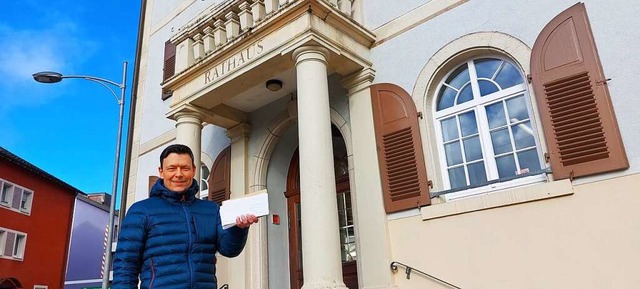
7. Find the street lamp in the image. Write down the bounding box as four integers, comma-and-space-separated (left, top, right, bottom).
33, 61, 127, 289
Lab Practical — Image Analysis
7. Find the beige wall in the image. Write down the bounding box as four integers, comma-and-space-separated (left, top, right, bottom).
388, 173, 640, 289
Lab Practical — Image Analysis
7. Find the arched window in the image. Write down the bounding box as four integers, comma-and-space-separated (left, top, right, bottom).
434, 57, 543, 191
200, 163, 211, 200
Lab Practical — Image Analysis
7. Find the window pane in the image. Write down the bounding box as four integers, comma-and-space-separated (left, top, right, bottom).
491, 128, 512, 154
459, 111, 478, 137
437, 86, 456, 110
448, 167, 466, 189
201, 165, 210, 179
457, 84, 473, 104
496, 155, 517, 178
506, 95, 529, 122
495, 62, 524, 89
474, 58, 502, 79
517, 149, 542, 173
441, 117, 459, 142
445, 141, 463, 166
446, 64, 470, 89
1, 184, 12, 204
463, 136, 483, 161
337, 193, 346, 210
485, 102, 507, 129
20, 192, 30, 210
512, 121, 536, 149
338, 211, 347, 227
478, 80, 499, 96
467, 162, 488, 186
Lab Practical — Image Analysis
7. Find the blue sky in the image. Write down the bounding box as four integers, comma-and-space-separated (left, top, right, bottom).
1, 0, 141, 207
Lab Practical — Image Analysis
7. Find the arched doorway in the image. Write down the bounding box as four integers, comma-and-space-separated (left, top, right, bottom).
0, 278, 23, 289
284, 125, 358, 289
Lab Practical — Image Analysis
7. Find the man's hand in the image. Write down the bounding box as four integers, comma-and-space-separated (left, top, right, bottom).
236, 214, 259, 228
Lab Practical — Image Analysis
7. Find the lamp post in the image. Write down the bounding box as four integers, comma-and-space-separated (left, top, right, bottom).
33, 61, 127, 289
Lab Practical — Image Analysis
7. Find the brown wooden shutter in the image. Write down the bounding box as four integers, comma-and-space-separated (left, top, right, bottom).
163, 40, 176, 82
530, 3, 628, 180
148, 176, 159, 196
209, 146, 231, 205
371, 83, 430, 213
161, 40, 176, 100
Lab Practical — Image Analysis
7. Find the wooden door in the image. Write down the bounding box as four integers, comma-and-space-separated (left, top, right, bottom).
284, 137, 358, 289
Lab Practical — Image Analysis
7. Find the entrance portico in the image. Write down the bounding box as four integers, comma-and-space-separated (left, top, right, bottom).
161, 1, 393, 288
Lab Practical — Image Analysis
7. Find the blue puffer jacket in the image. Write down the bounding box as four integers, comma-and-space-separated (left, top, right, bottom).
112, 178, 248, 289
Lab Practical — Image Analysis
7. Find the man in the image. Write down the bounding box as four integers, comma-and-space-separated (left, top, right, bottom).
113, 144, 258, 289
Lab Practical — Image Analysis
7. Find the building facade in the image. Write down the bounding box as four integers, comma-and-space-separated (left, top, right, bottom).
124, 1, 640, 288
64, 194, 119, 289
0, 147, 80, 289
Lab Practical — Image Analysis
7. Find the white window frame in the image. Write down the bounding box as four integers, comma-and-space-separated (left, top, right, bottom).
200, 162, 211, 199
0, 230, 5, 255
13, 234, 26, 259
19, 190, 33, 213
433, 57, 547, 200
1, 181, 13, 206
0, 178, 34, 215
0, 227, 27, 261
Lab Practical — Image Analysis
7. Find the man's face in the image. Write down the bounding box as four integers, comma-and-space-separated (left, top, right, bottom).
158, 153, 196, 193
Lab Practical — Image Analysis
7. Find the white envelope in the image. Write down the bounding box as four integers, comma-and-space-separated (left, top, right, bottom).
219, 190, 269, 229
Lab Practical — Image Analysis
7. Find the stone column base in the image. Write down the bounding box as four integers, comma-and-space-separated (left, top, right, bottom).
301, 280, 349, 289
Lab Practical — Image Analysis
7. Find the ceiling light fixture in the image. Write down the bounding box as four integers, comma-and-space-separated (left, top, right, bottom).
266, 79, 283, 92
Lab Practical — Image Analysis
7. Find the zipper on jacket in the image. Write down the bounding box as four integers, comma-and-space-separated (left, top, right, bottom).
149, 259, 156, 289
182, 205, 194, 288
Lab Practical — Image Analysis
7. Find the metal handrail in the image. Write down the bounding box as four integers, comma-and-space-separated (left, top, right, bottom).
390, 261, 461, 289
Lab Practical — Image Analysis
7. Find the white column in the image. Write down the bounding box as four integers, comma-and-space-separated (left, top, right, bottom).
251, 0, 266, 24
338, 0, 353, 17
214, 19, 228, 47
175, 37, 194, 73
227, 123, 251, 289
264, 0, 278, 14
192, 33, 205, 60
292, 46, 347, 289
239, 2, 254, 31
225, 12, 240, 42
175, 112, 203, 183
342, 69, 398, 289
203, 26, 215, 54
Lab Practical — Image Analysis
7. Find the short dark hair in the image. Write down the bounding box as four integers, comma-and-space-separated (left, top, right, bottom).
160, 144, 195, 167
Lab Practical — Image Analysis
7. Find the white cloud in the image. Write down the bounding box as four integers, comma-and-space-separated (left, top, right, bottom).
0, 21, 98, 109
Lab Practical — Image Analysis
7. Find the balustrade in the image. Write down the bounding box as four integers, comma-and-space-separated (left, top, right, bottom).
170, 0, 356, 76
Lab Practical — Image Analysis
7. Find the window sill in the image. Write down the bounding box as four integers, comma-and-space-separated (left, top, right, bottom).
0, 205, 31, 215
0, 255, 24, 261
421, 179, 573, 220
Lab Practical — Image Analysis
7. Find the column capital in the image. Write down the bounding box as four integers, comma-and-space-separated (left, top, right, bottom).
340, 67, 376, 95
239, 1, 251, 11
203, 26, 214, 35
174, 111, 203, 129
292, 46, 330, 66
227, 123, 251, 144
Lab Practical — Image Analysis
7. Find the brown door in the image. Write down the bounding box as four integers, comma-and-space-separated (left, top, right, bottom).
285, 133, 358, 289
284, 151, 304, 289
286, 192, 304, 289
